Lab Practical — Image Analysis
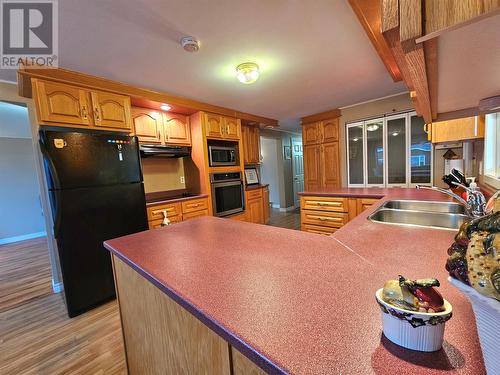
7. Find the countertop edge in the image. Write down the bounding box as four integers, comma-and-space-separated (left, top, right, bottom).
104, 243, 287, 375
145, 194, 209, 207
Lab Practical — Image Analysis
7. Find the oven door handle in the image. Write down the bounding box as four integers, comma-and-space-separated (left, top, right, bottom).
212, 180, 242, 187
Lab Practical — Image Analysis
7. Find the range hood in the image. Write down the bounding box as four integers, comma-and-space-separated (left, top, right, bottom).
139, 144, 191, 158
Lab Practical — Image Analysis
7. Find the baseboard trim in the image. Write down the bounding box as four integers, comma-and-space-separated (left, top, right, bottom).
279, 206, 296, 212
0, 231, 46, 245
52, 279, 63, 293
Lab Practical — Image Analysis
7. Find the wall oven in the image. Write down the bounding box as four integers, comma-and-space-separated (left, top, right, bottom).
210, 172, 244, 217
208, 145, 237, 167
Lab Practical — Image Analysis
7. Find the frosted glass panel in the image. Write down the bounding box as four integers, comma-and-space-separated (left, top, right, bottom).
366, 120, 384, 185
387, 117, 406, 184
410, 116, 431, 184
348, 125, 364, 184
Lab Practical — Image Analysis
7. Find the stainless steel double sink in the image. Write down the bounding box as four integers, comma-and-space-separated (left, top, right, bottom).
368, 200, 468, 230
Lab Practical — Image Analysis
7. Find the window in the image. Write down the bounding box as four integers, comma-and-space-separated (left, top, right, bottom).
483, 112, 500, 188
347, 111, 433, 187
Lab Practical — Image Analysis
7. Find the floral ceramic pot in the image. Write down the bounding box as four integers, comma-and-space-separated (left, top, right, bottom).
375, 288, 453, 352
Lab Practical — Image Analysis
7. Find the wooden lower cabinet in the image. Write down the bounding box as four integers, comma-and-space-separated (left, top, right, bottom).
147, 197, 209, 229
301, 195, 380, 235
356, 198, 379, 214
113, 256, 266, 375
244, 186, 269, 225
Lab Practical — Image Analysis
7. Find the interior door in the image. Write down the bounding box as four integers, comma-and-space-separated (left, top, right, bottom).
292, 138, 304, 207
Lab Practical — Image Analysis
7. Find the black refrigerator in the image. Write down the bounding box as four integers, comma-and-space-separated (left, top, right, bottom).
40, 130, 148, 317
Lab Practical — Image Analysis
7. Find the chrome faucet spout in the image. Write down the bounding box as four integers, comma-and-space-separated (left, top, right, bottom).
416, 185, 475, 216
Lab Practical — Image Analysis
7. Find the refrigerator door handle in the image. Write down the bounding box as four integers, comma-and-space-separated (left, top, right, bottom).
39, 137, 63, 238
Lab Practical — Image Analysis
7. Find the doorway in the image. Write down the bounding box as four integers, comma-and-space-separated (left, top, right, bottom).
260, 137, 280, 207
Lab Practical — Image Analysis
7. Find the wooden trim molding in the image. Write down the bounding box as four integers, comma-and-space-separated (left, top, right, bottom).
17, 66, 278, 126
301, 109, 341, 124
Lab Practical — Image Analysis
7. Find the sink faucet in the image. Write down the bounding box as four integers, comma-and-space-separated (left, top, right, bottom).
416, 185, 486, 218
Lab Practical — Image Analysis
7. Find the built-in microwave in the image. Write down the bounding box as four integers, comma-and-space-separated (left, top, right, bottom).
210, 172, 244, 217
208, 145, 237, 167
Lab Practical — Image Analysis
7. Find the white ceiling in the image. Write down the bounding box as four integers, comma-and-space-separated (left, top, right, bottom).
0, 0, 406, 131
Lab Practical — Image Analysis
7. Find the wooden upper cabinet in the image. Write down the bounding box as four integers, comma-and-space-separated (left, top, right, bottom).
204, 113, 224, 138
33, 79, 91, 126
164, 113, 191, 146
322, 142, 340, 188
304, 144, 322, 191
242, 125, 260, 164
430, 116, 484, 144
223, 117, 240, 140
302, 122, 322, 145
131, 107, 163, 144
91, 91, 132, 131
322, 118, 339, 143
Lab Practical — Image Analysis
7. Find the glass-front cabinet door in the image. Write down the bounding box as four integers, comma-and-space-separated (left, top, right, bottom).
386, 114, 407, 186
410, 113, 432, 186
347, 122, 365, 186
365, 118, 384, 186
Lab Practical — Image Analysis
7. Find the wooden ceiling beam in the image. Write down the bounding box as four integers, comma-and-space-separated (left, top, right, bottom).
16, 66, 279, 126
348, 0, 402, 82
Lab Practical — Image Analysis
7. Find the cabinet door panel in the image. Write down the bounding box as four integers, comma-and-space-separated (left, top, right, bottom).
322, 118, 339, 143
263, 187, 270, 224
322, 142, 340, 189
91, 91, 132, 130
132, 108, 163, 143
34, 80, 91, 126
247, 198, 264, 224
224, 117, 240, 140
304, 145, 321, 190
431, 116, 484, 143
164, 114, 191, 145
204, 113, 224, 138
302, 122, 321, 145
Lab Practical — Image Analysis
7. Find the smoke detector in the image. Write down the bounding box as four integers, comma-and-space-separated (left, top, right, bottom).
180, 36, 200, 52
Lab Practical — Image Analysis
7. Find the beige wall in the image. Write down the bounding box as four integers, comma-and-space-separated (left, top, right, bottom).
339, 93, 414, 186
141, 158, 186, 193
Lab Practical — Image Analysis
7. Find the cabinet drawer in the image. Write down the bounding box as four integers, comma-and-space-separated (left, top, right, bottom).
301, 196, 347, 212
181, 198, 209, 214
182, 209, 209, 221
148, 215, 182, 229
147, 202, 182, 221
246, 188, 263, 200
302, 224, 337, 236
301, 210, 347, 228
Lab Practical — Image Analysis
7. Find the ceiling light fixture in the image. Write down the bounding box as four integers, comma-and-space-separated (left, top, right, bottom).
160, 104, 171, 111
392, 132, 399, 136
366, 124, 379, 132
180, 36, 200, 52
353, 137, 359, 142
236, 62, 260, 84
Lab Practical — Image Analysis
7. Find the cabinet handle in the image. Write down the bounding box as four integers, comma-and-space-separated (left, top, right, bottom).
94, 107, 100, 122
226, 125, 230, 134
81, 105, 88, 119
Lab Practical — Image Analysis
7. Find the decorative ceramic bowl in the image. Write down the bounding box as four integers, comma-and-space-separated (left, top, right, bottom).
375, 288, 453, 352
448, 277, 500, 374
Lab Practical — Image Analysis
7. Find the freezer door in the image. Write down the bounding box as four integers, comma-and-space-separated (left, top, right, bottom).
55, 183, 148, 317
40, 130, 143, 189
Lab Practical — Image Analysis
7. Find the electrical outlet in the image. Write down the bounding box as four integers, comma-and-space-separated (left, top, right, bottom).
180, 176, 185, 184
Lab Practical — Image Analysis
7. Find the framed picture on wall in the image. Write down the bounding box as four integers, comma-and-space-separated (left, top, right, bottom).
244, 168, 259, 185
283, 145, 291, 160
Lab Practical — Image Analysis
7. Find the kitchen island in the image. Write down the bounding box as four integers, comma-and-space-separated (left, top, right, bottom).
104, 189, 486, 374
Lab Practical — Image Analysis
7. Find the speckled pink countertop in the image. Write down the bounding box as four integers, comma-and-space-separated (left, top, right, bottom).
104, 188, 486, 375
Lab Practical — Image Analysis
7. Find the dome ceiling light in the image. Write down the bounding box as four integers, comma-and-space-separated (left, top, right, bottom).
366, 123, 379, 132
236, 62, 260, 84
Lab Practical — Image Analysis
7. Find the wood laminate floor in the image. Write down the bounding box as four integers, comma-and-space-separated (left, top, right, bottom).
267, 208, 301, 230
0, 237, 126, 375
